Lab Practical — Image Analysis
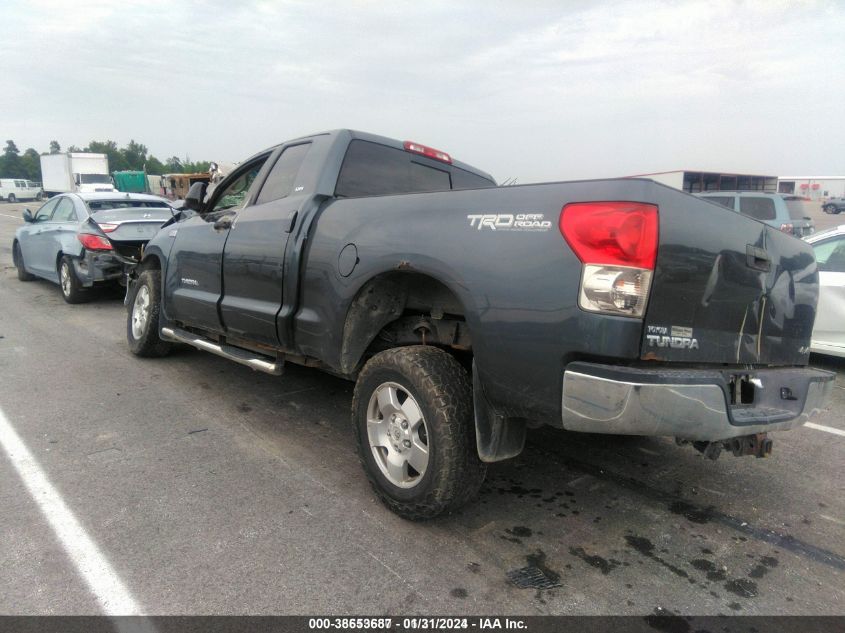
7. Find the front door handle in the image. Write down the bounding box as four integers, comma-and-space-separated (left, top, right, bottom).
746, 244, 771, 272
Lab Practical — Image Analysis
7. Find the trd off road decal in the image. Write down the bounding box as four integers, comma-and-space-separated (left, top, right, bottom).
467, 213, 552, 231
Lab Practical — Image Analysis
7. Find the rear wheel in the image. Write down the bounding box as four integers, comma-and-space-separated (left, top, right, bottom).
127, 268, 171, 357
7, 194, 16, 203
59, 255, 88, 304
13, 242, 34, 281
824, 204, 837, 214
352, 346, 486, 520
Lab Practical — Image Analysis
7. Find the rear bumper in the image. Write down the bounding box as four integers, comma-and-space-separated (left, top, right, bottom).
561, 362, 833, 441
72, 250, 124, 287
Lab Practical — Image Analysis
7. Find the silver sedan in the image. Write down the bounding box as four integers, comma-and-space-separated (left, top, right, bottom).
12, 192, 173, 303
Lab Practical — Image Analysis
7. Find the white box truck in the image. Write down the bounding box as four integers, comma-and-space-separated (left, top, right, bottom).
40, 153, 116, 196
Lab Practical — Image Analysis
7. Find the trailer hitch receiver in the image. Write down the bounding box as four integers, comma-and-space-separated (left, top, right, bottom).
676, 433, 772, 461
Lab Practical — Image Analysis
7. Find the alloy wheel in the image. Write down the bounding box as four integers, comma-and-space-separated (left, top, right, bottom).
131, 284, 151, 339
366, 381, 430, 488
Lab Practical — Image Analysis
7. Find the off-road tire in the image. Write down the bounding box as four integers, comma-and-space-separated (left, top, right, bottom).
352, 346, 486, 520
126, 268, 171, 357
13, 241, 34, 281
59, 255, 88, 304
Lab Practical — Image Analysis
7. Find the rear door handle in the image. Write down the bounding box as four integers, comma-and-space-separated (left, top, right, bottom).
746, 244, 771, 272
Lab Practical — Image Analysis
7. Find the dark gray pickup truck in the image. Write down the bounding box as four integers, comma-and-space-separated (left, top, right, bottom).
118, 129, 833, 519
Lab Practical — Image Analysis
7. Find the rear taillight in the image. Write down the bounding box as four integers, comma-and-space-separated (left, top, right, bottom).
98, 223, 118, 233
403, 140, 452, 164
560, 202, 658, 318
78, 233, 113, 251
779, 223, 794, 234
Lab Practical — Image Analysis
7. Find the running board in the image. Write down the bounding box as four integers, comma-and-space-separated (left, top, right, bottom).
161, 327, 284, 375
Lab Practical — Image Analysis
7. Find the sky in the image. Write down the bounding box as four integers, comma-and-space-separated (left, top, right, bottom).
1, 0, 843, 183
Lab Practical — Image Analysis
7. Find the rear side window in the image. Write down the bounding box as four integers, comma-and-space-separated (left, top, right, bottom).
255, 143, 310, 205
335, 140, 494, 197
739, 197, 776, 221
704, 196, 735, 210
784, 199, 812, 220
336, 140, 421, 197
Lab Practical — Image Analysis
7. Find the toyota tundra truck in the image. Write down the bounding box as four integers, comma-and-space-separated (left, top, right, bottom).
118, 129, 833, 519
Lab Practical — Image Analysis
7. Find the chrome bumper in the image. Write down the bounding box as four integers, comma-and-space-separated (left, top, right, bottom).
561, 363, 833, 441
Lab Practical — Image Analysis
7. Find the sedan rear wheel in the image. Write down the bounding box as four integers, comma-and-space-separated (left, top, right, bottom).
59, 255, 88, 304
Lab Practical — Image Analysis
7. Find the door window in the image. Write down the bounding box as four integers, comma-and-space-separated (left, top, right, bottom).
34, 198, 59, 222
704, 196, 735, 210
211, 160, 267, 212
813, 237, 845, 273
255, 143, 310, 205
52, 197, 78, 223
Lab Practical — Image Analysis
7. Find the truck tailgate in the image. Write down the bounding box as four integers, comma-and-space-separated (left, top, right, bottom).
642, 196, 818, 365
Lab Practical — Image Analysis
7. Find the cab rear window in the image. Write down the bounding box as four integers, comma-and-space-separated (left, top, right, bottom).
335, 140, 494, 197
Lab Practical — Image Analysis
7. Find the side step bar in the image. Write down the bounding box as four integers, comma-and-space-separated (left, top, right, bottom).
161, 327, 284, 375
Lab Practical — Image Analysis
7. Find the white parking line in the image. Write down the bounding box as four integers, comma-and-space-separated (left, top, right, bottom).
0, 213, 21, 220
805, 422, 845, 437
0, 406, 144, 615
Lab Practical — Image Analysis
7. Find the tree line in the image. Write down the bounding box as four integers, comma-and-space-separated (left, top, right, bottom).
0, 139, 213, 182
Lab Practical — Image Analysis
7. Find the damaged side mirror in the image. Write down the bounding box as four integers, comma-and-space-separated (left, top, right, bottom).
183, 182, 207, 212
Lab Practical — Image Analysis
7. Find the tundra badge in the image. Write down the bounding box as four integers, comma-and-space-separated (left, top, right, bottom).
646, 325, 700, 350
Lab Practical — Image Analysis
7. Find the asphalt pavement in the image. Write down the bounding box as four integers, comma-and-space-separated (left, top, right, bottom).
0, 200, 843, 616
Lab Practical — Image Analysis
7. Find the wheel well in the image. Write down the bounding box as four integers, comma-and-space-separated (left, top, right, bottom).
340, 272, 471, 374
139, 254, 162, 270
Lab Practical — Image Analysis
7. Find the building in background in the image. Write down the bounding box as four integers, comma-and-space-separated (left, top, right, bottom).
778, 176, 845, 201
627, 170, 777, 193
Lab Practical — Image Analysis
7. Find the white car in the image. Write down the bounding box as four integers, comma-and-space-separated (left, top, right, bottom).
805, 225, 845, 358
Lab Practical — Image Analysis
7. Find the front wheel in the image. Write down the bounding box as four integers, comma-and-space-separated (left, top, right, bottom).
126, 268, 171, 357
352, 346, 486, 520
824, 205, 836, 214
59, 255, 88, 304
13, 242, 34, 281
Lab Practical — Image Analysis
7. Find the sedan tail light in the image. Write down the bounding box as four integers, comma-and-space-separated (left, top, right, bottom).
779, 223, 794, 234
560, 202, 658, 318
78, 233, 113, 251
98, 223, 118, 233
